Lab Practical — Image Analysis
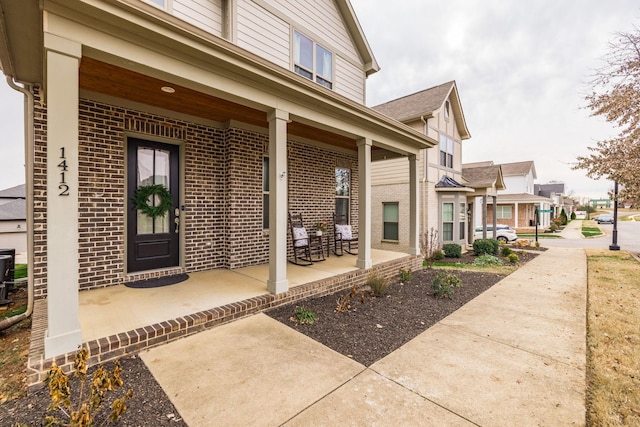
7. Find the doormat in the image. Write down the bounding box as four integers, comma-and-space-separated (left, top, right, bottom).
125, 273, 189, 289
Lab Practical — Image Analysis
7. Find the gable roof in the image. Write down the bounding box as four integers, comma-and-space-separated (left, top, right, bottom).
535, 183, 565, 197
371, 81, 471, 140
500, 161, 536, 179
338, 0, 379, 76
461, 165, 505, 191
0, 184, 25, 199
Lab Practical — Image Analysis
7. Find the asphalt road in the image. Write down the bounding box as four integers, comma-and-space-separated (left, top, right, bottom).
540, 218, 640, 253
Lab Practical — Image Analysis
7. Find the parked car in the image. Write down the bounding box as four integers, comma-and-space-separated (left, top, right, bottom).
474, 224, 518, 243
596, 214, 614, 224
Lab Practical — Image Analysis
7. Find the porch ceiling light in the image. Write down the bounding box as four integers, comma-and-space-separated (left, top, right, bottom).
161, 86, 176, 93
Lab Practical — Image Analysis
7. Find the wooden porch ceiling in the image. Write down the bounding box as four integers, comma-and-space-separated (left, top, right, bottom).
79, 57, 358, 150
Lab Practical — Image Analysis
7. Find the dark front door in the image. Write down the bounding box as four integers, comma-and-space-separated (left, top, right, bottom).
127, 138, 180, 273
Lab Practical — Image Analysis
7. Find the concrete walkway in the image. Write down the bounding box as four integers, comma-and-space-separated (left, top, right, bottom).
140, 247, 587, 426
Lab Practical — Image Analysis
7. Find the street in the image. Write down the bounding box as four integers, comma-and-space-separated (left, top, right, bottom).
541, 217, 640, 253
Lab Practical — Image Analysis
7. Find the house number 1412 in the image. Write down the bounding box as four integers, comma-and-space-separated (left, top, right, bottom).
58, 147, 69, 196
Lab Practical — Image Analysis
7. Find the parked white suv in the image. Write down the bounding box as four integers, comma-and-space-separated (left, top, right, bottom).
474, 224, 518, 243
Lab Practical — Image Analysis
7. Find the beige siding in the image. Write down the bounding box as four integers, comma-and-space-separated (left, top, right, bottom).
335, 56, 364, 103
263, 0, 359, 60
237, 0, 290, 67
248, 0, 365, 102
174, 0, 223, 36
371, 183, 411, 253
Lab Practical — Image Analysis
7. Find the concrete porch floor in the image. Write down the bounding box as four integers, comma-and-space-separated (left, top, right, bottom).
78, 249, 407, 343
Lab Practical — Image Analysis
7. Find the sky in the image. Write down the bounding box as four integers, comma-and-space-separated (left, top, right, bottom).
0, 1, 638, 199
350, 0, 639, 201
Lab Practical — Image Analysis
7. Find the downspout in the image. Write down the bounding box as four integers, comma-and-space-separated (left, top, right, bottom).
0, 76, 35, 331
419, 116, 429, 242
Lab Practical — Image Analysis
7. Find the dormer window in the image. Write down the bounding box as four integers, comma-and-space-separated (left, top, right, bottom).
294, 30, 333, 89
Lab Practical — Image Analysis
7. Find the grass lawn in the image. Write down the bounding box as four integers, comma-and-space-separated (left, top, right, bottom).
585, 250, 640, 426
517, 233, 563, 239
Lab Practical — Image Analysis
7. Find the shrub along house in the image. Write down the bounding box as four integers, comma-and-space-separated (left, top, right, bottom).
0, 0, 434, 386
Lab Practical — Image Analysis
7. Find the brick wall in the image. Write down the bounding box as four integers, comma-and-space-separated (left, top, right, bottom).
32, 96, 361, 295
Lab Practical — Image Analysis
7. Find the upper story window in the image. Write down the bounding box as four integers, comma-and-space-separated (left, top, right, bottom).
294, 30, 333, 89
439, 134, 454, 168
444, 100, 451, 121
144, 0, 168, 10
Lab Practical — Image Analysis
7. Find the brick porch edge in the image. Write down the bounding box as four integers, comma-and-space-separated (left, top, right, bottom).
26, 255, 422, 392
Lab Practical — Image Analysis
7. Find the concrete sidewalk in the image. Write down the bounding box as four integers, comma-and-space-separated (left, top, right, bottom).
140, 247, 587, 426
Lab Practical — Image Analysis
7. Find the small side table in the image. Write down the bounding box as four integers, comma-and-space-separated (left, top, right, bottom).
313, 231, 330, 258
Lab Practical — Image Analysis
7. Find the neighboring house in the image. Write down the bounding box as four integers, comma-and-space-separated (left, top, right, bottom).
465, 161, 551, 229
535, 182, 575, 218
370, 81, 473, 250
460, 164, 506, 240
0, 0, 434, 380
0, 184, 27, 253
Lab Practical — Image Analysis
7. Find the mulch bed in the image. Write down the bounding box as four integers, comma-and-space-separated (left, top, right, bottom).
265, 254, 531, 366
1, 249, 538, 425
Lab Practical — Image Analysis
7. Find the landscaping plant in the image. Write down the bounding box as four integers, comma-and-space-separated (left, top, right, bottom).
292, 306, 318, 325
42, 348, 133, 426
442, 243, 462, 258
367, 274, 390, 297
398, 268, 412, 284
420, 228, 440, 268
473, 238, 499, 256
431, 272, 463, 299
473, 255, 503, 267
506, 253, 519, 264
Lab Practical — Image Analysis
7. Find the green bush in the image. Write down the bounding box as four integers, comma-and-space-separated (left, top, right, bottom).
570, 211, 576, 220
473, 238, 499, 256
443, 243, 462, 258
399, 268, 412, 283
367, 274, 389, 297
293, 306, 318, 324
507, 253, 519, 264
473, 255, 504, 267
500, 246, 513, 257
432, 272, 463, 299
433, 250, 445, 260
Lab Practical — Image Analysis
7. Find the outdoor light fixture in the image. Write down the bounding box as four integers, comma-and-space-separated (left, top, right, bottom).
161, 86, 176, 93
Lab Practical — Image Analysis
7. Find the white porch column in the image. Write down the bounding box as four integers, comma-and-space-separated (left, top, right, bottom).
482, 195, 488, 239
356, 138, 372, 269
492, 196, 498, 239
408, 154, 420, 255
267, 109, 289, 294
514, 202, 519, 228
44, 34, 82, 358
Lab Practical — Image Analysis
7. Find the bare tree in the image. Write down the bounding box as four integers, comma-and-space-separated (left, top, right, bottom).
575, 26, 640, 205
420, 227, 440, 269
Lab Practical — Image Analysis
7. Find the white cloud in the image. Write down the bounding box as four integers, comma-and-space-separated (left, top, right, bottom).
352, 0, 639, 198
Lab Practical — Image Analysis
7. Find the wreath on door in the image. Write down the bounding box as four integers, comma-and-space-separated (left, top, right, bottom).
133, 184, 173, 218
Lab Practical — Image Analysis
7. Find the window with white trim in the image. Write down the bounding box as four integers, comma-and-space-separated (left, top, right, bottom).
383, 203, 399, 241
294, 30, 333, 89
263, 157, 269, 229
459, 202, 466, 240
439, 134, 454, 168
444, 100, 451, 121
442, 202, 454, 241
143, 0, 168, 10
335, 167, 350, 221
497, 205, 512, 219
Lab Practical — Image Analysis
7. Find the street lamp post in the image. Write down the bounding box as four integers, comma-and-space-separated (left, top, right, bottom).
609, 181, 620, 251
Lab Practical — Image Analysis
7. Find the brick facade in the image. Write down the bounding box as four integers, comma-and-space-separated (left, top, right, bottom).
32, 95, 360, 297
